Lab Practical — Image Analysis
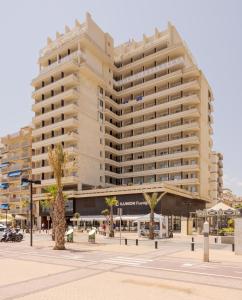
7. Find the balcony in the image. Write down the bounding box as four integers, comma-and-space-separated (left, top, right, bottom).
32, 132, 79, 149
115, 43, 182, 73
114, 57, 184, 87
105, 108, 199, 132
38, 175, 79, 187
32, 50, 85, 83
32, 146, 78, 162
105, 122, 199, 144
105, 135, 199, 156
32, 74, 79, 98
121, 150, 199, 167
116, 77, 199, 103
32, 117, 79, 137
105, 93, 200, 121
32, 88, 79, 112
120, 164, 199, 178
33, 103, 78, 124
32, 161, 76, 175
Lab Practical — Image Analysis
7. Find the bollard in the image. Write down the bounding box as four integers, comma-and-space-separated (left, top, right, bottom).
136, 239, 138, 246
214, 237, 217, 244
232, 243, 235, 252
155, 241, 158, 249
203, 221, 209, 262
125, 238, 127, 245
191, 242, 195, 251
192, 237, 194, 243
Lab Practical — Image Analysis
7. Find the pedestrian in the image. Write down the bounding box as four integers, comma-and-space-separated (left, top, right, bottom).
41, 222, 45, 233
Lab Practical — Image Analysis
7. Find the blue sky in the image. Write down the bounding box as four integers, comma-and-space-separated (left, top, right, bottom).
0, 0, 241, 195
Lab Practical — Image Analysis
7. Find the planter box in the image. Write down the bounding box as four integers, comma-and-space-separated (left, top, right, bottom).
220, 236, 234, 244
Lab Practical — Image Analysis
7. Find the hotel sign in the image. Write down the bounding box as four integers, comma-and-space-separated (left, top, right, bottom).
118, 201, 148, 207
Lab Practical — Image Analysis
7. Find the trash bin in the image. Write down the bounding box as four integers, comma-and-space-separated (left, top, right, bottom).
65, 228, 74, 243
88, 228, 96, 244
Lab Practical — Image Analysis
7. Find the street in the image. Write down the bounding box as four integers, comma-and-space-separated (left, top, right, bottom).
0, 233, 242, 299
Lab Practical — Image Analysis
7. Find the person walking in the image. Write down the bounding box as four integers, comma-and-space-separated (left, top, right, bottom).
41, 222, 45, 233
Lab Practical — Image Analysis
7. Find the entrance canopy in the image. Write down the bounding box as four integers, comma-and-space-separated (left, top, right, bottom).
208, 202, 235, 212
70, 215, 107, 222
134, 213, 162, 222
207, 202, 235, 216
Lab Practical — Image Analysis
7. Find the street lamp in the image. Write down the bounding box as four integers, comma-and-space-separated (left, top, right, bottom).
21, 178, 41, 246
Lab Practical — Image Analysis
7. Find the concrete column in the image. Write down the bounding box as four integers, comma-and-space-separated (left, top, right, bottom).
137, 221, 141, 237
235, 218, 242, 255
159, 216, 163, 238
181, 217, 188, 235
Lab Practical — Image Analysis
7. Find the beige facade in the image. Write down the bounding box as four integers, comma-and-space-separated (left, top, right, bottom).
0, 126, 32, 216
31, 13, 214, 203
209, 151, 223, 205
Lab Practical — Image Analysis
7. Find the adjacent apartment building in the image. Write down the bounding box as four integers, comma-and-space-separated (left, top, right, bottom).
0, 126, 32, 218
31, 13, 214, 221
209, 151, 223, 205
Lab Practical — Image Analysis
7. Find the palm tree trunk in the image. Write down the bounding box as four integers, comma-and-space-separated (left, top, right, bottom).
50, 209, 55, 241
53, 190, 66, 250
109, 206, 114, 237
149, 209, 154, 240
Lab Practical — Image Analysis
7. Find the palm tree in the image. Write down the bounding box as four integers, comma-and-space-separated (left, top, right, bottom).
40, 185, 58, 240
48, 144, 68, 250
105, 196, 118, 237
143, 192, 166, 240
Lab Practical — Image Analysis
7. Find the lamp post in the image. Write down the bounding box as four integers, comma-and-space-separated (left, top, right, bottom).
21, 178, 41, 246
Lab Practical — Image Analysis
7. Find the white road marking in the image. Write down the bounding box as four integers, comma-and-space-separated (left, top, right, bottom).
102, 256, 153, 267
182, 263, 193, 267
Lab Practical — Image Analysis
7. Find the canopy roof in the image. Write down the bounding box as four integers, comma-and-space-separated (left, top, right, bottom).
208, 202, 235, 212
134, 213, 162, 222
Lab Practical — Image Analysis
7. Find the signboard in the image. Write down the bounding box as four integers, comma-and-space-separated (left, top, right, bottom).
0, 203, 9, 210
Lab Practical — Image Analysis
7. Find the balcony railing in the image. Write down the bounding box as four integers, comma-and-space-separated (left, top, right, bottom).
114, 57, 184, 87
39, 50, 85, 75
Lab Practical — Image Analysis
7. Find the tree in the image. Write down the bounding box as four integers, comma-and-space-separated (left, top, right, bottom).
143, 192, 166, 240
105, 196, 118, 237
40, 185, 58, 241
48, 144, 68, 250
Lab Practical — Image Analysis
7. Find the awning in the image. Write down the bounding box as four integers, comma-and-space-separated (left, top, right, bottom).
70, 215, 107, 222
207, 202, 235, 212
15, 215, 27, 220
8, 170, 22, 177
114, 215, 142, 221
0, 162, 9, 168
134, 213, 163, 222
0, 203, 9, 210
0, 183, 9, 189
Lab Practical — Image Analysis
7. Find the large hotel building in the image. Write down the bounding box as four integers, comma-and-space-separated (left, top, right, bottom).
30, 13, 215, 224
